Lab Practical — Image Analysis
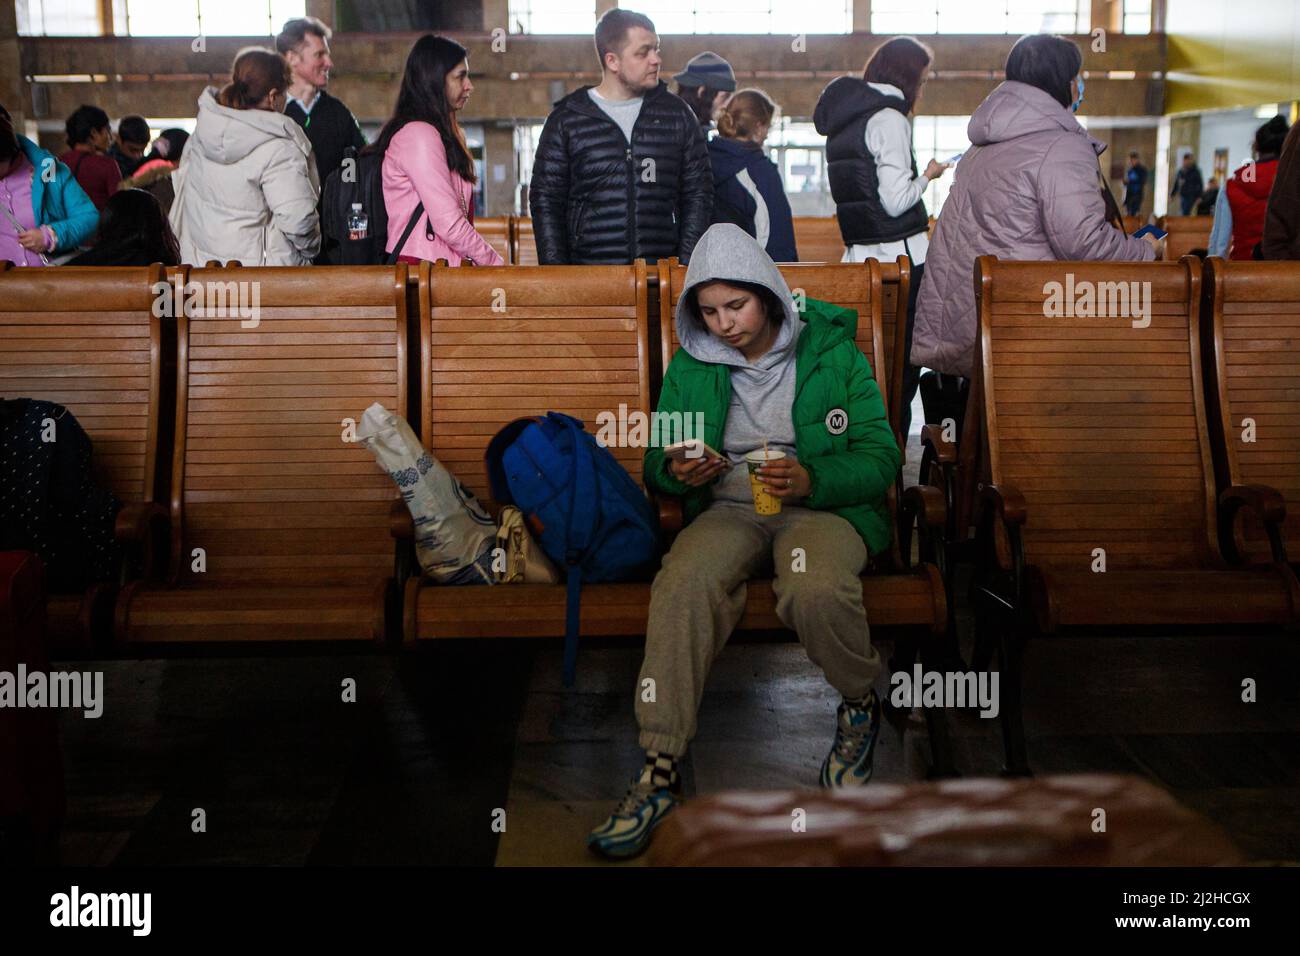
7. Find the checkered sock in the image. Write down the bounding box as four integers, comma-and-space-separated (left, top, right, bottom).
639, 750, 680, 790
843, 688, 876, 714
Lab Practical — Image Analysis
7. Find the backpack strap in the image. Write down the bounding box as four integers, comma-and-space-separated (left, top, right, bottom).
549, 413, 598, 686
384, 202, 425, 265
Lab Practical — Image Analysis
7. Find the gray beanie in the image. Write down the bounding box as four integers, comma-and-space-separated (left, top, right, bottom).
672, 51, 736, 92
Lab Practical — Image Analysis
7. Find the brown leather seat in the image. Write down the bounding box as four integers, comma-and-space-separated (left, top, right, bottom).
649, 774, 1243, 866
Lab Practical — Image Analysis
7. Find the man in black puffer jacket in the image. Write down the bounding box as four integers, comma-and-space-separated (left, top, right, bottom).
530, 9, 712, 265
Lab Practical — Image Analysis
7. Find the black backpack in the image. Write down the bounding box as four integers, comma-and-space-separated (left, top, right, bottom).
321, 146, 426, 265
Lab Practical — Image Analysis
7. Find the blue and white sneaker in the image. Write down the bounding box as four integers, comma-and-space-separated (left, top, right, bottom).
820, 690, 882, 787
587, 775, 681, 860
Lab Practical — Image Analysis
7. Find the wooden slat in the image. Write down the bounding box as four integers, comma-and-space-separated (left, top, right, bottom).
0, 265, 161, 506
977, 257, 1218, 576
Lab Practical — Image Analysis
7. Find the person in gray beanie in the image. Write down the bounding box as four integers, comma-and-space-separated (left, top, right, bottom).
674, 51, 736, 134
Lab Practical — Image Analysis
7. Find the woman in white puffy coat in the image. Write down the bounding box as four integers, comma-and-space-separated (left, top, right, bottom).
170, 47, 321, 266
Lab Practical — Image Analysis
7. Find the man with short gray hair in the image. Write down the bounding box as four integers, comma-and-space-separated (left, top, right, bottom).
276, 17, 365, 205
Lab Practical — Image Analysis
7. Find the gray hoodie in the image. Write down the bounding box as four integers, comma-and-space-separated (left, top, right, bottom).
676, 223, 804, 504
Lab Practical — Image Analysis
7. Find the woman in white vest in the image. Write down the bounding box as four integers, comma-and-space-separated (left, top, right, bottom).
170, 47, 320, 266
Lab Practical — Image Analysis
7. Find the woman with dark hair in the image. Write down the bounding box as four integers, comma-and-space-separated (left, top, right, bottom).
672, 51, 737, 135
376, 34, 503, 266
67, 188, 180, 266
59, 104, 120, 210
169, 47, 320, 265
1210, 115, 1290, 260
0, 102, 98, 265
813, 36, 947, 440
912, 34, 1157, 383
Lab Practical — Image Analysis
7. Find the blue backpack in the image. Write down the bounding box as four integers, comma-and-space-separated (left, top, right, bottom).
485, 412, 659, 685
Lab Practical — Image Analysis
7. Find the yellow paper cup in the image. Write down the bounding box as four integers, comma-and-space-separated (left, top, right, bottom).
745, 449, 786, 515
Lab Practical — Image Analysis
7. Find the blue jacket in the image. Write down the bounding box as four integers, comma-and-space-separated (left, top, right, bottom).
707, 137, 798, 262
18, 135, 99, 252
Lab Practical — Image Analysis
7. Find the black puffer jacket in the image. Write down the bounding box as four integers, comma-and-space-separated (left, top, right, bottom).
529, 82, 713, 264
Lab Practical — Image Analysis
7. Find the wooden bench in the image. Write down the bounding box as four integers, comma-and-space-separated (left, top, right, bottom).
969, 255, 1299, 774
1163, 215, 1212, 260
401, 260, 952, 771
476, 216, 512, 265
114, 265, 410, 643
403, 261, 654, 637
791, 216, 845, 264
656, 257, 913, 450
0, 263, 168, 649
511, 217, 539, 266
1203, 258, 1300, 564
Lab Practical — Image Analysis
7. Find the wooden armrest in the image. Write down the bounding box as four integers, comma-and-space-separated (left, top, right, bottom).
901, 484, 945, 529
389, 499, 414, 539
1220, 484, 1287, 526
654, 493, 684, 536
114, 501, 167, 542
978, 482, 1027, 527
114, 501, 169, 583
920, 424, 956, 465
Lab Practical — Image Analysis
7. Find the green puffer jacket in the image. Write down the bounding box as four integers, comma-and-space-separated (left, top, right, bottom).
643, 296, 901, 555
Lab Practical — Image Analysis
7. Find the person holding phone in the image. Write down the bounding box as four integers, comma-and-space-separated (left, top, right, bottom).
587, 223, 901, 860
913, 33, 1158, 384
813, 36, 947, 442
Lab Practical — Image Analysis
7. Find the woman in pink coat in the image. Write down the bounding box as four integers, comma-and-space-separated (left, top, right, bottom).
912, 34, 1159, 380
375, 35, 504, 267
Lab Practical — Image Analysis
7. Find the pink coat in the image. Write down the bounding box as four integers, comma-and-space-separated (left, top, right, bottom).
382, 121, 504, 266
912, 81, 1154, 378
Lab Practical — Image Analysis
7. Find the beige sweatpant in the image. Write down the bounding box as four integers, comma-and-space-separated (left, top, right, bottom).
635, 500, 883, 756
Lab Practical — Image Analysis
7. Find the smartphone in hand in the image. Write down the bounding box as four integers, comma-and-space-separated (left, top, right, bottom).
1132, 224, 1167, 240
664, 439, 729, 466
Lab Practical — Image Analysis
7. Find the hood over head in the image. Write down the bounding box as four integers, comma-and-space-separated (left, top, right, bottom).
967, 80, 1105, 156
188, 87, 312, 166
675, 223, 801, 371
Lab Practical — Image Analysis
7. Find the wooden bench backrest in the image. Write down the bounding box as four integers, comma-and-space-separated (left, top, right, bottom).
512, 217, 539, 266
656, 259, 903, 432
172, 265, 407, 586
1121, 216, 1143, 236
1163, 215, 1212, 260
0, 263, 163, 505
792, 217, 845, 264
420, 261, 651, 506
1205, 258, 1300, 553
476, 216, 513, 264
976, 256, 1216, 571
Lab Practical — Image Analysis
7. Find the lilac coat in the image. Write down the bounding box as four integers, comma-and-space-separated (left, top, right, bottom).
912, 81, 1154, 377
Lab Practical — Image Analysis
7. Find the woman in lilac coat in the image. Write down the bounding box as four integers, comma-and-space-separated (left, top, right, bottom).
912, 34, 1159, 380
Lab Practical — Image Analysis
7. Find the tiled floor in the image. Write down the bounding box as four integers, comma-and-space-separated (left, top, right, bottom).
49, 624, 1300, 867
43, 401, 1300, 865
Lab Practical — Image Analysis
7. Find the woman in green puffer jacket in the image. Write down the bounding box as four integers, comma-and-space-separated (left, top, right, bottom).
587, 223, 901, 861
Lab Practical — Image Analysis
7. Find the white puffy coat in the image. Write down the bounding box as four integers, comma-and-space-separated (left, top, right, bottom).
170, 88, 321, 266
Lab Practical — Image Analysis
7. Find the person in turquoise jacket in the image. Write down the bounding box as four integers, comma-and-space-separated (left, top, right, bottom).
0, 103, 99, 263
588, 223, 901, 860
